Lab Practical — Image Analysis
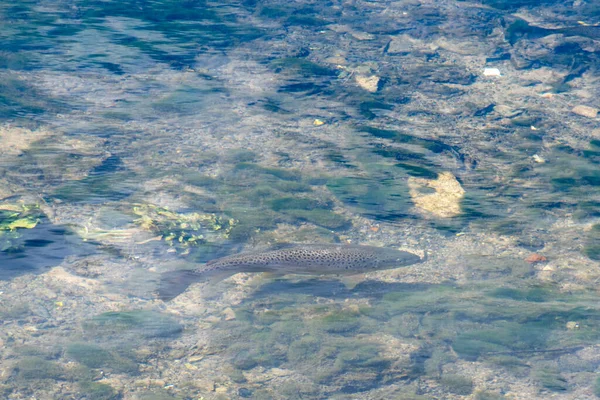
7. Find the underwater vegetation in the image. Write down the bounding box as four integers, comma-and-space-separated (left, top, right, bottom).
66, 342, 139, 374
83, 310, 183, 339
131, 203, 236, 253
583, 224, 600, 261
9, 349, 121, 400
0, 202, 88, 279
0, 202, 42, 251
206, 276, 600, 397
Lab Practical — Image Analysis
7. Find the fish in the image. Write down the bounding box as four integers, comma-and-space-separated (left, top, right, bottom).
157, 243, 425, 300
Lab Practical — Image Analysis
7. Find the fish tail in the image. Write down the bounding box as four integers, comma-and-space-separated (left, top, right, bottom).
157, 267, 238, 301
156, 269, 201, 301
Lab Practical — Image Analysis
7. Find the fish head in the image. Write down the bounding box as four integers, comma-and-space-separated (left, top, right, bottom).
375, 248, 423, 269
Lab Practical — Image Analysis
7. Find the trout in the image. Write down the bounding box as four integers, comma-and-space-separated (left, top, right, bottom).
157, 243, 425, 300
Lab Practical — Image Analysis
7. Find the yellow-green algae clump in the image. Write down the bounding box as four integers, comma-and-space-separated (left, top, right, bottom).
132, 203, 236, 250
0, 202, 42, 251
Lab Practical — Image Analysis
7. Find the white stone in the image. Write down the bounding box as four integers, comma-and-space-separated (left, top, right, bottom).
532, 154, 546, 163
572, 105, 598, 118
483, 68, 501, 77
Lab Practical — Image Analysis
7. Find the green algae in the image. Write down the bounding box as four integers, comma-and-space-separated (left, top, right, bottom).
595, 376, 600, 397
490, 286, 553, 302
0, 302, 30, 320
14, 357, 64, 381
287, 337, 321, 363
313, 309, 362, 334
533, 368, 568, 392
67, 343, 113, 369
441, 374, 474, 395
206, 276, 600, 397
282, 208, 351, 230
66, 342, 138, 374
583, 224, 600, 261
79, 381, 119, 400
270, 197, 327, 211
0, 203, 44, 251
83, 310, 183, 339
474, 390, 505, 400
131, 203, 236, 250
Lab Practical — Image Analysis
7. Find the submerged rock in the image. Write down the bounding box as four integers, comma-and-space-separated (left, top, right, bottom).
408, 172, 465, 218
355, 75, 380, 93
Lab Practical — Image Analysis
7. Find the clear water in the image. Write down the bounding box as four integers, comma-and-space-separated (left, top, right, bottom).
1, 0, 600, 398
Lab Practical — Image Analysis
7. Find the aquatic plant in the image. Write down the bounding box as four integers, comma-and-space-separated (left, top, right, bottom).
132, 203, 236, 251
0, 203, 43, 251
83, 310, 183, 339
66, 342, 138, 374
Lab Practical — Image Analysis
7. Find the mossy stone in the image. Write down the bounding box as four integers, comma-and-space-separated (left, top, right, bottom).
14, 357, 64, 380
490, 287, 551, 302
441, 374, 474, 395
83, 310, 182, 338
287, 337, 320, 363
314, 310, 362, 334
474, 390, 505, 400
67, 342, 139, 374
533, 368, 568, 392
594, 376, 600, 397
452, 338, 508, 360
67, 343, 113, 369
270, 197, 325, 211
487, 355, 529, 375
224, 149, 257, 163
79, 381, 119, 400
334, 347, 389, 370
282, 208, 351, 230
228, 368, 247, 383
0, 303, 30, 319
583, 224, 600, 261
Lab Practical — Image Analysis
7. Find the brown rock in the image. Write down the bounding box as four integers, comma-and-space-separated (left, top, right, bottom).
572, 105, 598, 118
525, 253, 547, 264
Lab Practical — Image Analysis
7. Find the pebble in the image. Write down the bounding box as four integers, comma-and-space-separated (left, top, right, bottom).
483, 68, 501, 76
184, 363, 198, 370
215, 386, 228, 394
532, 154, 546, 163
350, 31, 375, 41
324, 56, 346, 65
355, 75, 380, 93
408, 172, 465, 218
222, 307, 236, 321
188, 355, 204, 363
572, 105, 598, 118
386, 34, 417, 54
566, 321, 580, 330
525, 253, 547, 264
